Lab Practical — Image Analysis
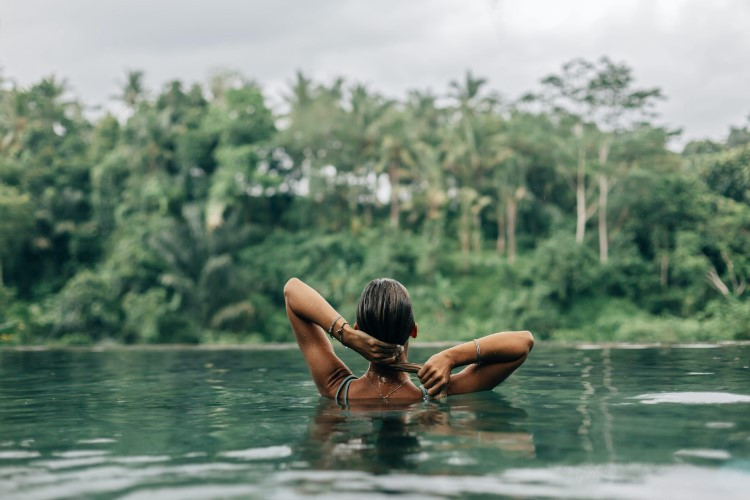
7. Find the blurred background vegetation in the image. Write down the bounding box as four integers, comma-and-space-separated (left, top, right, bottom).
0, 57, 748, 345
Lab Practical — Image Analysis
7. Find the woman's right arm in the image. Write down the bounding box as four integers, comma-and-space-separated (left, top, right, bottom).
418, 331, 534, 398
284, 278, 401, 397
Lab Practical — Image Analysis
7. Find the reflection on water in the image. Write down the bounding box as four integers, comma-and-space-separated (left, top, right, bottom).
0, 345, 749, 499
298, 393, 534, 474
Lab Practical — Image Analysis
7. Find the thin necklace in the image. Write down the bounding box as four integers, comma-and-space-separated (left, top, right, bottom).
364, 372, 408, 401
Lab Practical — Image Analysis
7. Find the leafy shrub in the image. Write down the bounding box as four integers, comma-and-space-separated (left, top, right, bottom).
122, 288, 173, 343
44, 270, 122, 341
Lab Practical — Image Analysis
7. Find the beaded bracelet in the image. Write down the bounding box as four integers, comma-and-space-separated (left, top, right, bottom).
328, 315, 342, 336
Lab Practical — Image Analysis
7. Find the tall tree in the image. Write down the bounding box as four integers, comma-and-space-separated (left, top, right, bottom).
372, 104, 415, 228
539, 57, 663, 262
493, 111, 554, 262
0, 185, 33, 287
445, 71, 499, 255
119, 70, 146, 111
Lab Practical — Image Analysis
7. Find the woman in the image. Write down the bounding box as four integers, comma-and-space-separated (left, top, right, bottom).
284, 277, 534, 404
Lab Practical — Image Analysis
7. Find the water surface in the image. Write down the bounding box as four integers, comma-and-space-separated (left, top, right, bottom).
1, 344, 749, 499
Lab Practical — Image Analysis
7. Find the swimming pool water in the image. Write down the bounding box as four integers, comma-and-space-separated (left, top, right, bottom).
1, 344, 748, 499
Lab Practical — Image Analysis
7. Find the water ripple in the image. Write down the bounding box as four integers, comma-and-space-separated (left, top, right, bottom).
218, 445, 292, 460
268, 465, 750, 499
674, 449, 731, 460
634, 392, 750, 404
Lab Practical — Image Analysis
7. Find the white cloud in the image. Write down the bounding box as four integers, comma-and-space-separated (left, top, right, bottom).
2, 0, 749, 144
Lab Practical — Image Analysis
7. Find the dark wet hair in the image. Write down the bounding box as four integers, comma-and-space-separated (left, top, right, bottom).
356, 278, 415, 345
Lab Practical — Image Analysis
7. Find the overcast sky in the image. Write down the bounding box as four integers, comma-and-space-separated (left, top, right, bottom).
2, 0, 749, 145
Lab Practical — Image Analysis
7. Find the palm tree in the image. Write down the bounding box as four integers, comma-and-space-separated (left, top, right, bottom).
371, 104, 416, 228
148, 204, 255, 332
342, 84, 389, 222
406, 91, 449, 237
119, 70, 146, 110
493, 112, 555, 262
0, 83, 28, 157
445, 72, 502, 255
447, 71, 488, 178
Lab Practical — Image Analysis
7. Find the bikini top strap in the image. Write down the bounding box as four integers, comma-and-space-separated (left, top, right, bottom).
342, 376, 357, 406
335, 374, 357, 406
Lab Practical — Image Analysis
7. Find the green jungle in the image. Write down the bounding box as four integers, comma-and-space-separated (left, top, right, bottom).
1, 57, 749, 345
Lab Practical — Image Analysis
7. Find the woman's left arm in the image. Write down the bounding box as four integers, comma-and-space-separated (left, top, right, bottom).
284, 278, 402, 397
418, 330, 534, 398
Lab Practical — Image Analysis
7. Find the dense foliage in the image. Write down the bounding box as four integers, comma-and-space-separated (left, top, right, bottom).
1, 58, 748, 345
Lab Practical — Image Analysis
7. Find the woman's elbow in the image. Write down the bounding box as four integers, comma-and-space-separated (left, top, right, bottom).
521, 330, 534, 353
283, 277, 301, 300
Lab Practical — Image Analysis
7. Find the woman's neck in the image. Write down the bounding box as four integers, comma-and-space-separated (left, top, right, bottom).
364, 342, 410, 378
367, 354, 409, 380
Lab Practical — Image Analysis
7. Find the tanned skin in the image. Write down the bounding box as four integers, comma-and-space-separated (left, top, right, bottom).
284, 278, 534, 400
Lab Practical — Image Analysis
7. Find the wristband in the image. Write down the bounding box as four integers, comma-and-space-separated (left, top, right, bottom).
337, 322, 349, 348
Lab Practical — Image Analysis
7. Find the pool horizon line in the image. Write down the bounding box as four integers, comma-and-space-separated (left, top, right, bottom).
3, 339, 750, 351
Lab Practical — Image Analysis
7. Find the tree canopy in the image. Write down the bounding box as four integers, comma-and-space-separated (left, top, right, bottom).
1, 59, 748, 345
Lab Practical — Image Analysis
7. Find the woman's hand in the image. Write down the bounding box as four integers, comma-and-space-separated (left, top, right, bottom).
418, 352, 454, 397
344, 326, 403, 364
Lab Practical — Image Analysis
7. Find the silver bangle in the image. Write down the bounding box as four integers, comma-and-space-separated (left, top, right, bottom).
328, 315, 342, 336
472, 339, 481, 365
